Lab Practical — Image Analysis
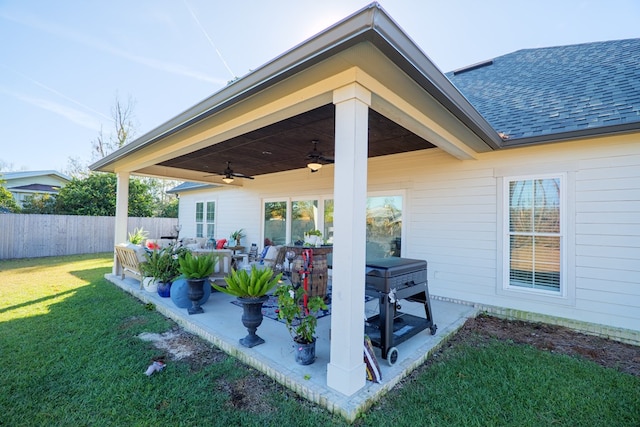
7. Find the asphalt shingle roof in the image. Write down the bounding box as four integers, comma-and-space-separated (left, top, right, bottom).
446, 38, 640, 141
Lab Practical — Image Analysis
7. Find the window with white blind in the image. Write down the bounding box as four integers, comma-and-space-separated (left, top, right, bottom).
504, 175, 564, 293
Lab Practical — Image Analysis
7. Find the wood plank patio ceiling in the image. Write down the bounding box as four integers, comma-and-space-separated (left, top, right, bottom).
159, 104, 436, 179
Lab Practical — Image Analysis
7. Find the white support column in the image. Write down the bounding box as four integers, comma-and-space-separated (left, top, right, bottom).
327, 83, 370, 395
113, 172, 130, 276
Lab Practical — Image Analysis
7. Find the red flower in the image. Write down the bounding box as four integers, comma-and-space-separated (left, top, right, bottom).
146, 241, 160, 251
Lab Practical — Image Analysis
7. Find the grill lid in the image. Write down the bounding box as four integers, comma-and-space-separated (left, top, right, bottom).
365, 257, 427, 278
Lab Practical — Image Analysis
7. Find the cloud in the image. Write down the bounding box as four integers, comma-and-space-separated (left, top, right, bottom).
0, 10, 227, 85
2, 88, 103, 131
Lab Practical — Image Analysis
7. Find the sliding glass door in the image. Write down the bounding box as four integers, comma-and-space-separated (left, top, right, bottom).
270, 194, 402, 259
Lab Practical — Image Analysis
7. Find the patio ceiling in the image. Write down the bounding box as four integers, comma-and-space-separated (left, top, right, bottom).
158, 104, 435, 179
91, 4, 503, 183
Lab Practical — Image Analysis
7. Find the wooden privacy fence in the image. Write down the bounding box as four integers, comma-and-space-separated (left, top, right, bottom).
0, 214, 177, 260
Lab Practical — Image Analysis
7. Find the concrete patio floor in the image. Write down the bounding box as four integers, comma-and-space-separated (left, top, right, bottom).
106, 273, 478, 421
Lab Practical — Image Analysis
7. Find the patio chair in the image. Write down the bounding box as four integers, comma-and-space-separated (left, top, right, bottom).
248, 243, 258, 262
250, 245, 286, 272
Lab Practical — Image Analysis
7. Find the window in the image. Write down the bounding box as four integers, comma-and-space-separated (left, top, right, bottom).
323, 199, 334, 244
505, 176, 563, 293
206, 201, 216, 239
195, 202, 204, 237
292, 199, 319, 242
264, 201, 287, 245
366, 196, 402, 258
262, 195, 403, 258
195, 201, 216, 238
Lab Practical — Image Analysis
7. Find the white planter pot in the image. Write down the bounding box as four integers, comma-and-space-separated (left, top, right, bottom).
142, 277, 158, 293
304, 235, 322, 246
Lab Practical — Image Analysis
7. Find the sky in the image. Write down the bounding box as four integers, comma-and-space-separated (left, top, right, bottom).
1, 0, 639, 174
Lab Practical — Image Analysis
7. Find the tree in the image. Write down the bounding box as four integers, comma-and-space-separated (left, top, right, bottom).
139, 177, 181, 217
158, 197, 179, 218
0, 180, 20, 212
55, 173, 154, 217
21, 193, 57, 214
91, 94, 137, 160
85, 95, 181, 217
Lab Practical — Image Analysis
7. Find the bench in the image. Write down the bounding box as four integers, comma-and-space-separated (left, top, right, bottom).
114, 244, 147, 284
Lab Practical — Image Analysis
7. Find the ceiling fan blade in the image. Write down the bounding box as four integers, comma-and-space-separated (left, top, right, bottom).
231, 172, 255, 179
319, 155, 334, 163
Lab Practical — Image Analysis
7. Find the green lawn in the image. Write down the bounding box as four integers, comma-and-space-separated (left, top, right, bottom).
1, 254, 638, 426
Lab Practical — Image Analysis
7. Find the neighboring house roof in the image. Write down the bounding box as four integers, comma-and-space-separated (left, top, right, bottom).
8, 184, 62, 193
1, 170, 71, 206
166, 182, 219, 194
447, 38, 640, 145
1, 170, 71, 182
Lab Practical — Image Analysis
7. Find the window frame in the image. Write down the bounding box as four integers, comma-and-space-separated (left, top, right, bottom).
501, 173, 567, 298
195, 199, 216, 239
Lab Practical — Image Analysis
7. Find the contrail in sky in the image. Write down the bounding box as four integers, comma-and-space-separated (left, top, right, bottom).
182, 0, 236, 80
1, 64, 111, 121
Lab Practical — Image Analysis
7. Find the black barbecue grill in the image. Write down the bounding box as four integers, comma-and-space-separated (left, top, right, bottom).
364, 257, 437, 365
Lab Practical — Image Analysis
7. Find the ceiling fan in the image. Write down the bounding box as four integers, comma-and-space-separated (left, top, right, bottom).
205, 161, 254, 183
306, 140, 334, 172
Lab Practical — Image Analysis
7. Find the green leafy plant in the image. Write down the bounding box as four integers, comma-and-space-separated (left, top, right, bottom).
142, 246, 187, 283
274, 283, 328, 344
127, 227, 148, 244
213, 266, 281, 298
304, 229, 322, 237
178, 252, 217, 279
230, 229, 246, 244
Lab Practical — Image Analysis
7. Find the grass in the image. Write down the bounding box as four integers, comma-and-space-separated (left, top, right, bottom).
1, 254, 639, 426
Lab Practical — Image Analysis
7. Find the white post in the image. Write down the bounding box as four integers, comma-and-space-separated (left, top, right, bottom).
113, 172, 130, 276
327, 83, 370, 395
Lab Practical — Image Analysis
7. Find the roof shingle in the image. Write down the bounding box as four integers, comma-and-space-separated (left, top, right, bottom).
446, 38, 640, 141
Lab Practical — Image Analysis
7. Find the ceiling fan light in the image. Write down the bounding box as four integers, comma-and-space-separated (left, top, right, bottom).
222, 176, 234, 184
307, 161, 322, 172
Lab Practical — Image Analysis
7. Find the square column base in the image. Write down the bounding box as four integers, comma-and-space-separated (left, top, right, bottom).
327, 362, 366, 395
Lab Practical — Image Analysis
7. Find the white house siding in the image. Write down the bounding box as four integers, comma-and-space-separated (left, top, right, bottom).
178, 170, 335, 246
176, 134, 639, 335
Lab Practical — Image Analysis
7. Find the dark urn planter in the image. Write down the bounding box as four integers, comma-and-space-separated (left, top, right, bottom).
237, 295, 269, 348
294, 338, 316, 365
186, 278, 206, 315
157, 281, 171, 298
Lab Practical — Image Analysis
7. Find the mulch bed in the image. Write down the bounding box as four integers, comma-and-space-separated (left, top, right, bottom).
442, 314, 640, 377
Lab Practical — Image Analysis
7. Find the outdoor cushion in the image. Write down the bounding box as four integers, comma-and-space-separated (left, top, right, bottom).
124, 243, 147, 263
258, 245, 270, 261
261, 245, 278, 266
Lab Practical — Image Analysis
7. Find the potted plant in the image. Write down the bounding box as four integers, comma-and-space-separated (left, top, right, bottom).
303, 229, 322, 246
142, 246, 184, 297
128, 227, 148, 245
178, 252, 217, 315
212, 266, 282, 347
274, 283, 328, 365
230, 229, 245, 247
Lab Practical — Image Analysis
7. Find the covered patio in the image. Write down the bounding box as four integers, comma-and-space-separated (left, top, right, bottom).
106, 273, 477, 420
92, 3, 500, 413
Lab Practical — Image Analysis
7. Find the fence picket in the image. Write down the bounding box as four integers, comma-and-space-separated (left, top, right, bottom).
0, 214, 177, 259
